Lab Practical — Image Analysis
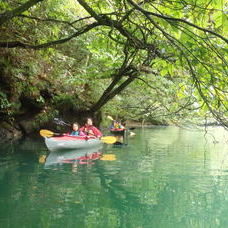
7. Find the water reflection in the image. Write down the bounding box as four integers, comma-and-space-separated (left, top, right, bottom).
45, 146, 103, 168
113, 135, 125, 146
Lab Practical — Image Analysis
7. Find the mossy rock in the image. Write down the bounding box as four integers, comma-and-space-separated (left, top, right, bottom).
0, 121, 23, 140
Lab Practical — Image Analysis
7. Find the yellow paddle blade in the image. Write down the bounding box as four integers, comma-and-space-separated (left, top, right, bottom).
39, 129, 54, 137
107, 115, 114, 121
100, 136, 117, 144
100, 154, 116, 161
39, 155, 47, 164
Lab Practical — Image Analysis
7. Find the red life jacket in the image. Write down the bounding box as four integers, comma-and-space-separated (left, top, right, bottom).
80, 124, 102, 137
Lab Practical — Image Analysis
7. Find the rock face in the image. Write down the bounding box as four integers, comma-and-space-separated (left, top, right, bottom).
0, 109, 103, 140
0, 48, 106, 140
0, 121, 23, 140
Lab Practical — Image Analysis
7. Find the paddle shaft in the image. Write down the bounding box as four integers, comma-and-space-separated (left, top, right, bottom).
54, 118, 71, 126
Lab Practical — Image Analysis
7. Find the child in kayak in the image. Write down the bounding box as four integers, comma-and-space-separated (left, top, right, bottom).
80, 118, 102, 138
69, 122, 86, 136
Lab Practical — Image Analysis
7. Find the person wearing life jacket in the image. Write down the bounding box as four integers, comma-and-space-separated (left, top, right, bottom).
80, 118, 103, 138
69, 122, 86, 136
111, 120, 125, 129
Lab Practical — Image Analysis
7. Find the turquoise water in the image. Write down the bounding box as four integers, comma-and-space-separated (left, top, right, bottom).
0, 126, 228, 228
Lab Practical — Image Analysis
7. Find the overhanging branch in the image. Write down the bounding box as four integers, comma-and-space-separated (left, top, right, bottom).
0, 22, 100, 49
0, 0, 45, 26
18, 14, 77, 30
127, 0, 228, 45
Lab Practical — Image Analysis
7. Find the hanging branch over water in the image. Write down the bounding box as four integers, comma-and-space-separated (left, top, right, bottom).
127, 0, 228, 44
125, 0, 228, 127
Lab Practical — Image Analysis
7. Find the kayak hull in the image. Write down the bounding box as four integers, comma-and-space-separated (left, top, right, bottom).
44, 136, 102, 151
110, 129, 126, 136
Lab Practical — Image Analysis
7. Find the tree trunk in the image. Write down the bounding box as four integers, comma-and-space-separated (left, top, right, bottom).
91, 75, 136, 112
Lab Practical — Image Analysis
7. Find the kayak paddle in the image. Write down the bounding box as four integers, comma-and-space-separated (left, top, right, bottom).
107, 115, 114, 121
40, 129, 63, 137
100, 136, 117, 144
39, 129, 117, 144
53, 118, 71, 126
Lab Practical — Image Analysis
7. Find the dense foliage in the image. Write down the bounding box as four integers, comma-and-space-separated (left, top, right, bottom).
0, 0, 227, 135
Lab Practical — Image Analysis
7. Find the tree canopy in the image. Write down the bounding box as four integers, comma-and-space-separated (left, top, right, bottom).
0, 0, 227, 129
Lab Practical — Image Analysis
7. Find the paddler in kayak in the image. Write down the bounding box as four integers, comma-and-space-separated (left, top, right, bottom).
80, 118, 103, 138
69, 122, 86, 136
110, 120, 125, 130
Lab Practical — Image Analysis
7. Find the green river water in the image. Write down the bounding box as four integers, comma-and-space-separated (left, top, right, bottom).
0, 126, 228, 228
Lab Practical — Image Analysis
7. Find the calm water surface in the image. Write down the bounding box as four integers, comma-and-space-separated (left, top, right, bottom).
0, 126, 228, 228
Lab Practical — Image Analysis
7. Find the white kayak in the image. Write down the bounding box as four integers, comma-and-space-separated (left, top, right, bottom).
44, 135, 102, 151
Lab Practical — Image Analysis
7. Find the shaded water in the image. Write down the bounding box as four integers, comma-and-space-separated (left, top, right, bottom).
0, 126, 228, 228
